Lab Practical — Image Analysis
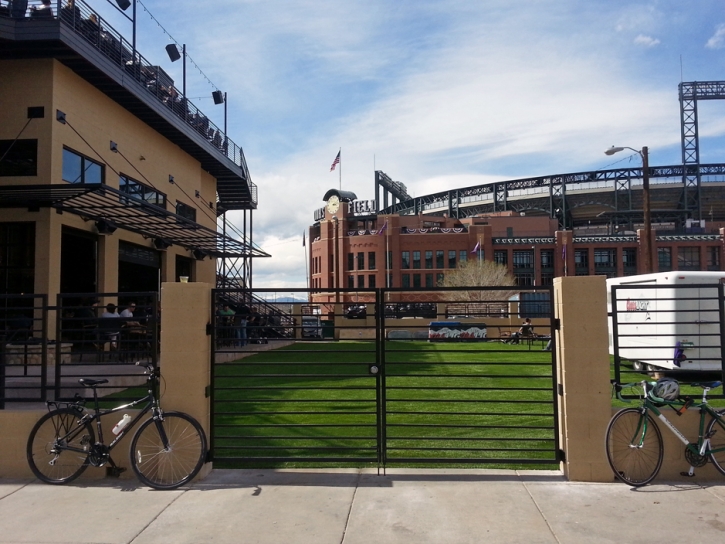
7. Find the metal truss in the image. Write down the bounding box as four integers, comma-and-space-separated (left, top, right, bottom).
679, 81, 725, 220
381, 163, 725, 227
375, 171, 411, 211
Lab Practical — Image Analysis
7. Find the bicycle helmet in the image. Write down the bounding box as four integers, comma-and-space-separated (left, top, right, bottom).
652, 377, 680, 401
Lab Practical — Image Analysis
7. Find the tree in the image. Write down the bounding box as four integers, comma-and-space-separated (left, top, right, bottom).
439, 260, 517, 308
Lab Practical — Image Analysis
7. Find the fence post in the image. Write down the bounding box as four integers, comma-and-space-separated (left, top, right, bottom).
159, 281, 213, 479
554, 276, 613, 481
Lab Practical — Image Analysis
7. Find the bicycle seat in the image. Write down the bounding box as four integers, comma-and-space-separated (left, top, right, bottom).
691, 381, 722, 390
78, 378, 109, 387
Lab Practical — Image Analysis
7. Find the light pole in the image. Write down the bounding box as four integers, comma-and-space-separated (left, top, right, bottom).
605, 146, 653, 273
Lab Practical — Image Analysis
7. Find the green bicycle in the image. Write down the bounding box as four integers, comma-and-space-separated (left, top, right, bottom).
606, 378, 725, 486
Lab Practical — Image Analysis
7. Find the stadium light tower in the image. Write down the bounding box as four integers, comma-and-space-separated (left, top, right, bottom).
604, 146, 653, 273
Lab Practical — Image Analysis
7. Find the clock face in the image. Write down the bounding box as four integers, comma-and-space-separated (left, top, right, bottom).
327, 195, 340, 214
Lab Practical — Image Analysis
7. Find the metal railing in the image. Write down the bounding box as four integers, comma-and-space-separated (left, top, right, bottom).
1, 291, 158, 407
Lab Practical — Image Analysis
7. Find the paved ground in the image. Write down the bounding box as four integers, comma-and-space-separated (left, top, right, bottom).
1, 469, 724, 543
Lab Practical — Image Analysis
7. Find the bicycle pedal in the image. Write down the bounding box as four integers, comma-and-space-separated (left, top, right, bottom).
106, 466, 127, 478
679, 471, 695, 478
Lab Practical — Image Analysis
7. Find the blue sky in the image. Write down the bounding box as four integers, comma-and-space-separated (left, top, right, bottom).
99, 0, 725, 287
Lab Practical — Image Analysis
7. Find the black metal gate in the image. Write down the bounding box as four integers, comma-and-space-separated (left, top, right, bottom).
210, 287, 561, 468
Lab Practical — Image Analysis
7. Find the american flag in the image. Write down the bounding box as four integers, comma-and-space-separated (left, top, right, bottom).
330, 151, 340, 172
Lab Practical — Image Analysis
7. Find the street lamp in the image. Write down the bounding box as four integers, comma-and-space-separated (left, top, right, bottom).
604, 146, 653, 273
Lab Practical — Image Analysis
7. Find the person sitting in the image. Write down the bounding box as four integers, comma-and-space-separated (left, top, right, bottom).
508, 318, 533, 345
30, 0, 52, 17
10, 0, 28, 18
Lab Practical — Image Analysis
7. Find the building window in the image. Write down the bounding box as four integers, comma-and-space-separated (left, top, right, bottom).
425, 250, 433, 269
62, 147, 103, 184
402, 251, 410, 269
708, 247, 720, 271
513, 250, 533, 269
459, 250, 467, 263
658, 247, 672, 271
516, 272, 534, 286
119, 175, 166, 208
368, 252, 376, 270
357, 275, 364, 288
448, 250, 456, 268
540, 249, 554, 269
436, 273, 444, 285
413, 274, 421, 287
678, 247, 700, 270
348, 275, 355, 288
368, 274, 376, 288
494, 250, 507, 266
623, 248, 637, 271
436, 250, 444, 269
348, 253, 354, 271
413, 251, 421, 269
357, 252, 364, 270
176, 201, 196, 222
594, 249, 616, 268
541, 273, 554, 286
402, 274, 410, 288
575, 249, 589, 270
425, 273, 434, 287
0, 139, 37, 176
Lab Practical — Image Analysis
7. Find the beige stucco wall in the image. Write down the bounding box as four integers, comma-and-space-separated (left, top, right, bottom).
0, 58, 217, 313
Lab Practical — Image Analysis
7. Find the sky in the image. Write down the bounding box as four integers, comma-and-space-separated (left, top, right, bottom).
97, 0, 725, 287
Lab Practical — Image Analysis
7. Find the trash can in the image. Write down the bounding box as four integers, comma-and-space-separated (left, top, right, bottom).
321, 320, 334, 338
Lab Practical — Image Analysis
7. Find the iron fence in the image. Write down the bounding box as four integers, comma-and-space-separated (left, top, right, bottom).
1, 292, 158, 407
210, 286, 560, 469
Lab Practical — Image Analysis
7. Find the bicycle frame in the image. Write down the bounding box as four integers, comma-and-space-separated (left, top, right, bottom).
638, 388, 725, 475
51, 367, 169, 461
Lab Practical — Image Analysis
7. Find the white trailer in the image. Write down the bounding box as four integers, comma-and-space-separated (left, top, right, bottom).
607, 271, 725, 372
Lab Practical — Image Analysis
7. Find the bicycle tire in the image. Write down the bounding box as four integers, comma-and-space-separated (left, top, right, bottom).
129, 411, 206, 490
26, 408, 94, 484
706, 409, 725, 475
605, 407, 663, 486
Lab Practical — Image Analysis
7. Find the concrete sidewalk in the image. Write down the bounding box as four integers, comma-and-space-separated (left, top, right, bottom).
1, 469, 724, 544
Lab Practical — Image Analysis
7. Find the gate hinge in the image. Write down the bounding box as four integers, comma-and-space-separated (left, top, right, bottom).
553, 318, 560, 331
558, 449, 566, 462
206, 322, 212, 336
205, 449, 213, 463
557, 383, 564, 396
205, 385, 211, 398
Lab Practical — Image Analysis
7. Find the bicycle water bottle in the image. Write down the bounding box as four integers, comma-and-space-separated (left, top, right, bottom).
112, 414, 131, 435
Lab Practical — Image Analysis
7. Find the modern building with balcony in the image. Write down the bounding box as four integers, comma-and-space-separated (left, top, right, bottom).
0, 1, 267, 307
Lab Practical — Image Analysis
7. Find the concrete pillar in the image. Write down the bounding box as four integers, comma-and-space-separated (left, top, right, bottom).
159, 281, 213, 479
554, 275, 612, 481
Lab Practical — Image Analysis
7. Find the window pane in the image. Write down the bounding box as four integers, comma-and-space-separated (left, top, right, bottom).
62, 148, 83, 183
413, 251, 421, 269
413, 274, 421, 287
84, 160, 103, 184
425, 250, 433, 269
448, 250, 456, 268
402, 251, 410, 270
436, 250, 444, 269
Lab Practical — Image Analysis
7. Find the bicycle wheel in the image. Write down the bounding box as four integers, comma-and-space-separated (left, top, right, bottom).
130, 411, 206, 490
605, 407, 663, 486
706, 409, 725, 475
26, 408, 94, 484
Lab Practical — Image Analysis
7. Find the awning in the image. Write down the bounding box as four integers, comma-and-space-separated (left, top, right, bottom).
0, 183, 269, 259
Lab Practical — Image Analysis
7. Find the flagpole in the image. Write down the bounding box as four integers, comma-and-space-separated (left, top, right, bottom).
338, 147, 341, 190
303, 230, 309, 289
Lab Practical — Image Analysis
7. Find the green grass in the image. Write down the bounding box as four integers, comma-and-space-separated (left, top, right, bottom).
212, 340, 558, 469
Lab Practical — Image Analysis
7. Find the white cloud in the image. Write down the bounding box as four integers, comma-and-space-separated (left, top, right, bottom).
634, 34, 661, 47
706, 24, 725, 49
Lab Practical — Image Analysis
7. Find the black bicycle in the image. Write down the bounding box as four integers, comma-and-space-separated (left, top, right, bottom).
26, 363, 207, 490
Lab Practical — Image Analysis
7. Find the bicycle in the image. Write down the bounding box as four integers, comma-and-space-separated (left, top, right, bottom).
605, 379, 725, 486
26, 362, 207, 490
